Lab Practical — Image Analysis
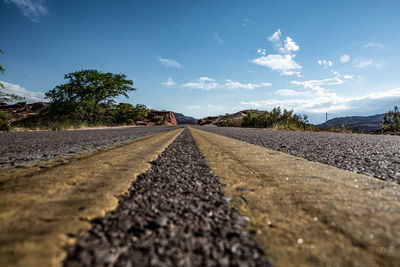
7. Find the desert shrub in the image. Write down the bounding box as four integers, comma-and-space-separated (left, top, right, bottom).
151, 115, 164, 125
0, 110, 10, 131
383, 106, 400, 131
241, 108, 310, 130
220, 117, 242, 127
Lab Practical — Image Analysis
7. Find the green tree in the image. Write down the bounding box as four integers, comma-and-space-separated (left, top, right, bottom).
45, 69, 136, 122
132, 104, 148, 121
383, 106, 400, 131
0, 49, 24, 103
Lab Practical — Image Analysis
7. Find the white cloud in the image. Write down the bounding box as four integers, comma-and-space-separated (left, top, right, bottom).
214, 32, 224, 44
257, 48, 266, 56
276, 89, 310, 97
268, 29, 281, 43
252, 29, 301, 76
238, 75, 400, 119
364, 89, 400, 99
340, 54, 351, 63
4, 0, 47, 22
1, 81, 46, 102
291, 77, 344, 91
284, 37, 299, 52
343, 75, 354, 80
364, 42, 384, 49
162, 78, 176, 87
318, 59, 333, 69
252, 54, 301, 77
239, 88, 400, 115
182, 77, 271, 91
158, 57, 182, 68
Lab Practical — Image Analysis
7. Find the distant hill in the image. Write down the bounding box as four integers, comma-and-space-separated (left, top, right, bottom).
317, 114, 384, 131
174, 113, 198, 125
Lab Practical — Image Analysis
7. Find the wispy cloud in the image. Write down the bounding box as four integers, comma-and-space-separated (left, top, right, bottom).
291, 77, 344, 90
276, 89, 310, 97
0, 81, 46, 102
340, 54, 351, 63
182, 77, 271, 91
158, 57, 182, 68
364, 42, 385, 49
252, 29, 302, 77
355, 58, 383, 68
4, 0, 48, 22
239, 88, 400, 115
214, 32, 224, 44
162, 78, 176, 87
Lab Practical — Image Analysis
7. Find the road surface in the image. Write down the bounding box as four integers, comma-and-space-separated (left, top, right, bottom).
0, 126, 399, 266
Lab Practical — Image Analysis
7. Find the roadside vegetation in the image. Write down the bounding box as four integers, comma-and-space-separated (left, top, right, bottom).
241, 108, 311, 130
215, 108, 313, 131
383, 105, 400, 131
6, 69, 151, 131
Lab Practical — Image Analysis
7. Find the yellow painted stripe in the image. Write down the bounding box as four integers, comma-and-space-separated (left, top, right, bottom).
0, 128, 183, 267
189, 127, 400, 267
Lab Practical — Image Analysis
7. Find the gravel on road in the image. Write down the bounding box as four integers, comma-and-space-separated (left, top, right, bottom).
64, 129, 270, 267
194, 126, 400, 183
0, 126, 181, 169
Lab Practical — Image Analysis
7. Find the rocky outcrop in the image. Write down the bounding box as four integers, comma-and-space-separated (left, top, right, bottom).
0, 102, 178, 126
198, 110, 253, 126
0, 102, 48, 122
174, 113, 198, 125
136, 110, 177, 126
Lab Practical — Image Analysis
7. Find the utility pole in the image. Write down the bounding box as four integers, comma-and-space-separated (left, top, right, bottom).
326, 112, 328, 123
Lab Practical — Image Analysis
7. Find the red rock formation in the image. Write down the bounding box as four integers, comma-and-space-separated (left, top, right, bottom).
0, 102, 49, 122
136, 110, 177, 126
198, 110, 253, 126
0, 102, 178, 126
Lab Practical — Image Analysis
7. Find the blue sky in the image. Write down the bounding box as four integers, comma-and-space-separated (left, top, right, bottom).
1, 0, 400, 123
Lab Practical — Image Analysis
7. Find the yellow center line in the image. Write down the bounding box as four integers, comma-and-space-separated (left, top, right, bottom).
189, 127, 400, 267
0, 128, 183, 267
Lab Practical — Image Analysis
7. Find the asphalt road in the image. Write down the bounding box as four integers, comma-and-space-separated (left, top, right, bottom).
0, 126, 181, 169
64, 129, 269, 267
194, 126, 400, 183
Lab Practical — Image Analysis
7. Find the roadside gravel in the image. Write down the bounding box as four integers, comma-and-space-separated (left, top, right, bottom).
64, 129, 269, 267
0, 126, 180, 169
194, 126, 400, 183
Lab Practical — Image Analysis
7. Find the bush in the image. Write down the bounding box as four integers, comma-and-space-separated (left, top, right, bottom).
241, 108, 310, 130
151, 115, 164, 125
383, 106, 400, 131
112, 103, 135, 124
220, 117, 242, 127
0, 111, 10, 131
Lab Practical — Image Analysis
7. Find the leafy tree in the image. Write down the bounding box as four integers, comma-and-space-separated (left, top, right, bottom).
132, 104, 148, 121
45, 69, 136, 122
0, 49, 24, 103
383, 106, 400, 131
